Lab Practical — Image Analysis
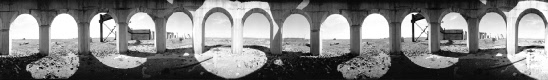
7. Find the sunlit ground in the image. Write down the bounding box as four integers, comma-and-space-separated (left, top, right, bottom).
1, 38, 548, 79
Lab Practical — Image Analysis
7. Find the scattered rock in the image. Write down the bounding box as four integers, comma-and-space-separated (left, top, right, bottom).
26, 53, 79, 79
337, 52, 391, 79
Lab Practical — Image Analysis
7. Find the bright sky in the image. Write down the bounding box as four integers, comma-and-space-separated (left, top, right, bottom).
7, 9, 546, 41
518, 13, 546, 39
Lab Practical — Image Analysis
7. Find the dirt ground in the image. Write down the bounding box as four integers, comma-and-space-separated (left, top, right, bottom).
1, 38, 547, 79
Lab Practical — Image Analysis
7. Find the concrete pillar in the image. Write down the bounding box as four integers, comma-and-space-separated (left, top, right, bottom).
233, 15, 243, 54
506, 12, 517, 56
0, 20, 9, 55
270, 20, 283, 54
39, 25, 50, 55
310, 24, 321, 56
309, 12, 327, 56
0, 12, 16, 55
271, 11, 285, 54
348, 11, 366, 55
112, 9, 131, 54
429, 22, 441, 53
78, 22, 90, 54
467, 18, 479, 53
153, 17, 167, 53
117, 22, 128, 53
350, 25, 362, 55
389, 22, 402, 54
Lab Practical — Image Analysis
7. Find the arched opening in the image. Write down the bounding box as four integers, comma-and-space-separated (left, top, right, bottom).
127, 12, 156, 53
400, 13, 458, 69
204, 12, 232, 47
88, 13, 147, 69
439, 13, 469, 53
166, 12, 193, 49
50, 14, 79, 54
401, 13, 429, 52
361, 14, 389, 54
517, 13, 545, 52
89, 13, 117, 52
320, 14, 350, 56
243, 13, 270, 47
9, 14, 39, 56
479, 12, 507, 49
282, 14, 310, 53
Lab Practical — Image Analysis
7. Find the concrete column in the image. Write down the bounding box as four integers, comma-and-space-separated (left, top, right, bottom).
310, 23, 322, 56
271, 11, 285, 55
0, 21, 9, 55
467, 18, 479, 53
78, 22, 90, 54
506, 12, 517, 56
271, 20, 283, 54
233, 17, 243, 54
39, 25, 50, 55
389, 22, 402, 54
350, 25, 362, 55
429, 22, 441, 53
0, 12, 16, 55
153, 17, 167, 53
117, 22, 128, 53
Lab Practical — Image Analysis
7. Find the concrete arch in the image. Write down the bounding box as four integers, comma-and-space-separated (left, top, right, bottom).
87, 9, 110, 24
480, 8, 508, 24
514, 8, 548, 54
282, 9, 312, 28
515, 8, 548, 29
202, 7, 234, 27
328, 13, 351, 27
363, 13, 390, 27
439, 8, 466, 23
172, 7, 194, 25
242, 8, 273, 28
6, 13, 37, 55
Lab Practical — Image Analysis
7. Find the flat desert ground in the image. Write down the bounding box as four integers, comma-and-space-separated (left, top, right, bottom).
1, 37, 548, 79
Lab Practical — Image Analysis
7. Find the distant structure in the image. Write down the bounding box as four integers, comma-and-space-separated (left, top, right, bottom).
167, 32, 176, 39
0, 0, 545, 57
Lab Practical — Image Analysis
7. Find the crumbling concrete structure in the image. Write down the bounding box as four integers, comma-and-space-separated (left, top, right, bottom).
0, 0, 546, 57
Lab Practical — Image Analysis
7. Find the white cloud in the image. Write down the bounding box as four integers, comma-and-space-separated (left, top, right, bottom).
449, 15, 458, 20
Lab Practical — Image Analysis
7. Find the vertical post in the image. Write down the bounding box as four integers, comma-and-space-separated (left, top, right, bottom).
0, 23, 9, 55
467, 18, 479, 53
429, 22, 441, 53
233, 16, 243, 54
506, 12, 517, 56
78, 22, 90, 54
100, 21, 104, 42
389, 22, 402, 54
39, 25, 51, 55
350, 25, 362, 55
0, 12, 16, 55
154, 17, 167, 53
117, 22, 128, 53
412, 22, 415, 42
271, 20, 283, 54
271, 10, 285, 55
310, 26, 321, 56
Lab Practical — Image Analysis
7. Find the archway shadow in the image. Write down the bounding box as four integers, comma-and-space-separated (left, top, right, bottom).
0, 53, 46, 79
381, 48, 535, 79
235, 45, 357, 79
69, 44, 230, 79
